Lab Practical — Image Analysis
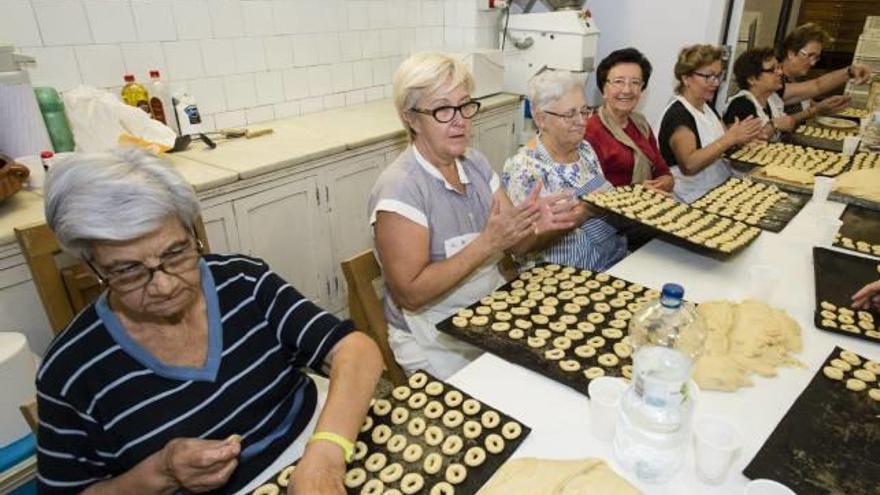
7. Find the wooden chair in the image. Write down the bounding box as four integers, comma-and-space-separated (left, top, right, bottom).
341, 250, 407, 386
19, 400, 37, 433
14, 218, 210, 335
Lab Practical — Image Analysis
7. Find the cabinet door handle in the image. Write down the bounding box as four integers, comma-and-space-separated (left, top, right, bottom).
315, 186, 321, 205
325, 185, 329, 203
335, 275, 339, 292
326, 279, 331, 298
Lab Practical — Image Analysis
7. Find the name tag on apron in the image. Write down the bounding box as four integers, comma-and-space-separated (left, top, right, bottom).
444, 233, 479, 258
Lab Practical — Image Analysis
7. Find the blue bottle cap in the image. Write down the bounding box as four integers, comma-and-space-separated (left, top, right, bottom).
660, 283, 684, 308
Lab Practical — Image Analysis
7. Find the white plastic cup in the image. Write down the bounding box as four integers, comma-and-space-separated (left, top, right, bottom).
743, 479, 797, 495
814, 212, 843, 248
812, 176, 834, 203
746, 264, 781, 302
842, 135, 861, 155
588, 376, 627, 442
693, 416, 740, 484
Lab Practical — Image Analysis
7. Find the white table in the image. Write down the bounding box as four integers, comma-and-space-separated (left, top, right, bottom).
447, 199, 880, 494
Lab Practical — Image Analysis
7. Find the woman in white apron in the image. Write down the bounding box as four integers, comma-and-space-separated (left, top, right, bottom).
723, 47, 793, 141
369, 53, 579, 379
657, 44, 764, 204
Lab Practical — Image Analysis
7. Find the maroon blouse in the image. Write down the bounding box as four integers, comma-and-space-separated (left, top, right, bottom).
584, 114, 671, 187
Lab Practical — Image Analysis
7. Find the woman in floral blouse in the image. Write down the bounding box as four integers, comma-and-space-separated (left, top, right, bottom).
502, 70, 627, 271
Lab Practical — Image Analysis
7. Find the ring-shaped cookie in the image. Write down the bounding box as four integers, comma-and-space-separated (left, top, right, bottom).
603, 328, 624, 340
485, 433, 505, 454
371, 424, 392, 444
441, 434, 464, 456
587, 336, 606, 348
574, 345, 596, 358
442, 409, 465, 429
423, 452, 443, 475
462, 398, 481, 415
491, 321, 511, 332
361, 478, 385, 495
344, 467, 367, 488
531, 314, 550, 325
544, 348, 565, 360
445, 463, 468, 485
481, 410, 501, 428
494, 311, 512, 322
407, 417, 426, 436
424, 426, 445, 446
373, 399, 392, 416
390, 407, 409, 425
425, 381, 444, 396
549, 321, 568, 332
360, 416, 373, 432
353, 440, 368, 461
528, 336, 547, 348
408, 372, 428, 389
584, 366, 605, 380
462, 420, 482, 439
577, 321, 596, 333
391, 385, 412, 401
587, 313, 605, 324
552, 336, 572, 350
593, 302, 611, 313
387, 434, 407, 453
365, 452, 388, 472
613, 342, 632, 358
402, 443, 423, 463
253, 484, 280, 495
464, 446, 487, 467
444, 390, 463, 408
559, 314, 578, 325
407, 392, 428, 410
379, 463, 404, 483
559, 359, 581, 372
424, 400, 445, 419
276, 465, 295, 488
399, 473, 424, 495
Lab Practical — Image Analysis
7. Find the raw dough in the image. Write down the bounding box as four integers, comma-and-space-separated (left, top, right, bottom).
502, 421, 523, 440
441, 435, 464, 456
482, 410, 501, 428
444, 390, 463, 408
464, 446, 487, 467
445, 463, 468, 484
408, 372, 428, 389
379, 463, 404, 483
423, 453, 443, 475
366, 452, 388, 472
425, 381, 445, 396
399, 473, 424, 495
402, 443, 423, 463
254, 484, 280, 495
392, 385, 412, 401
407, 417, 426, 436
391, 407, 409, 425
463, 420, 482, 439
476, 457, 641, 495
462, 398, 481, 415
485, 433, 506, 454
344, 468, 368, 488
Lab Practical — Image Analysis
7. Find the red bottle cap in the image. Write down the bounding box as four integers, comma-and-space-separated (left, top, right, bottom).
149, 70, 160, 78
41, 150, 54, 159
124, 74, 135, 82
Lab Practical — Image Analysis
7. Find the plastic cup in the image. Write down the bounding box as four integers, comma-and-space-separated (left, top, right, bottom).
746, 264, 781, 302
693, 416, 740, 484
743, 479, 797, 495
814, 211, 843, 248
812, 176, 834, 203
842, 136, 861, 155
588, 376, 627, 441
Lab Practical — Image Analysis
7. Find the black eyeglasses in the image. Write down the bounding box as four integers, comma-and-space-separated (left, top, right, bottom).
86, 237, 203, 293
692, 71, 725, 83
411, 100, 481, 123
543, 107, 593, 122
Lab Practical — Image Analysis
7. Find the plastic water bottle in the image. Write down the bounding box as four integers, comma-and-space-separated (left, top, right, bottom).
613, 283, 706, 483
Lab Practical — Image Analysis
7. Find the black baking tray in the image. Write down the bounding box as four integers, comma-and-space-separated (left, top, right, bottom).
437, 267, 653, 397
813, 247, 880, 344
249, 370, 531, 495
828, 190, 880, 213
743, 346, 880, 494
582, 194, 760, 258
692, 179, 811, 233
832, 204, 880, 258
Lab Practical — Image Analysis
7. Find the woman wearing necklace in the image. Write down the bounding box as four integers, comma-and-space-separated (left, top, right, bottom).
502, 69, 627, 271
658, 44, 764, 204
723, 47, 794, 141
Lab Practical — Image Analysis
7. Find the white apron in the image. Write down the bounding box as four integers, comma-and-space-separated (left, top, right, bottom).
666, 96, 732, 204
728, 89, 784, 126
390, 233, 507, 379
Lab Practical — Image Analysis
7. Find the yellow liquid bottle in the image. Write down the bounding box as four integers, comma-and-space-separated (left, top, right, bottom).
121, 74, 150, 114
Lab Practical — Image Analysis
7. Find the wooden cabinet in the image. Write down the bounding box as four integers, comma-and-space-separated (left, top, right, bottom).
473, 113, 518, 174
233, 173, 332, 309
797, 0, 880, 53
201, 202, 239, 254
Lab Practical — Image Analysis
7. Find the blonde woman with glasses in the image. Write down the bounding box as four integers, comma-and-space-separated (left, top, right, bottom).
502, 69, 628, 271
658, 44, 763, 203
370, 52, 577, 379
37, 148, 382, 495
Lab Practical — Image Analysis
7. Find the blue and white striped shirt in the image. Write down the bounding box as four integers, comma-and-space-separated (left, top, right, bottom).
502, 137, 627, 271
35, 254, 352, 494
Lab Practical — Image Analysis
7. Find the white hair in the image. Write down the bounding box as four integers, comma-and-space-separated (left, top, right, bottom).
44, 147, 200, 259
527, 70, 587, 112
393, 52, 475, 141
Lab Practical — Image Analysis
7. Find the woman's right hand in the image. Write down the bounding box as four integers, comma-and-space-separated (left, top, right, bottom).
852, 280, 880, 311
482, 193, 541, 254
725, 116, 764, 145
160, 436, 241, 493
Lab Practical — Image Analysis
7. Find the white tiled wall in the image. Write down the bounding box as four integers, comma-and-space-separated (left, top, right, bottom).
3, 0, 501, 130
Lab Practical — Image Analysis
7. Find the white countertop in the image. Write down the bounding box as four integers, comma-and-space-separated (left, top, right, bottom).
0, 94, 522, 247
447, 199, 880, 494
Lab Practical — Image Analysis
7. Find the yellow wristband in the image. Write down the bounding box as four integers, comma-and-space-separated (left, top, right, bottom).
309, 431, 354, 463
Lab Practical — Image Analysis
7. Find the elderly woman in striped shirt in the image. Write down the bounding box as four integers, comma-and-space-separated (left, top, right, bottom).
502, 70, 628, 271
36, 148, 382, 494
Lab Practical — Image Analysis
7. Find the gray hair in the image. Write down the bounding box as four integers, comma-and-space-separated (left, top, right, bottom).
44, 147, 200, 259
527, 70, 586, 112
393, 52, 475, 141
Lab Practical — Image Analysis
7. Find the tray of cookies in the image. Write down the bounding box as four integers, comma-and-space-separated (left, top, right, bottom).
743, 346, 880, 495
583, 184, 761, 256
845, 151, 880, 172
728, 142, 850, 177
813, 247, 880, 343
786, 125, 853, 152
249, 371, 530, 495
833, 106, 870, 121
437, 263, 667, 397
690, 178, 810, 232
832, 204, 880, 258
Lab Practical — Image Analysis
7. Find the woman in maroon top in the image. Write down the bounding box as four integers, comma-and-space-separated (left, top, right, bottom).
585, 48, 674, 192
